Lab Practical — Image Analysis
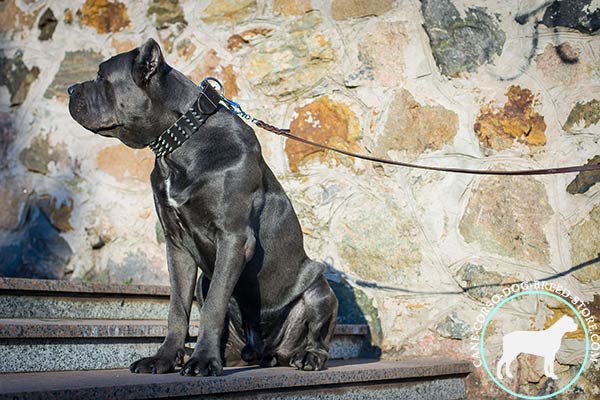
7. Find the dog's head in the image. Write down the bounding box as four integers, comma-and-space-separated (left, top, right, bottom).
68, 39, 184, 148
557, 315, 578, 333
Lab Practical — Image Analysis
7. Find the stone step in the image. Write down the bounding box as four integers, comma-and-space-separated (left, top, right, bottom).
0, 278, 380, 373
0, 277, 184, 320
0, 278, 371, 325
0, 358, 472, 400
0, 318, 368, 339
0, 319, 371, 373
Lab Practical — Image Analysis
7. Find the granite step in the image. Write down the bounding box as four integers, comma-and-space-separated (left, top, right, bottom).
0, 318, 370, 373
0, 277, 183, 320
0, 278, 380, 373
0, 318, 368, 339
0, 358, 472, 400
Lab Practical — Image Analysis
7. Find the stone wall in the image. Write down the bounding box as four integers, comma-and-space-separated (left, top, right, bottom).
1, 0, 599, 397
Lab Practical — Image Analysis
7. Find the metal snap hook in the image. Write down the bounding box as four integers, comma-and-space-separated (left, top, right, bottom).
200, 77, 224, 95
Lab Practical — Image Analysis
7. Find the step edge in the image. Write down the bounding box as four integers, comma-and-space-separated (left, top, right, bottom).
0, 320, 369, 339
0, 278, 171, 297
0, 359, 472, 399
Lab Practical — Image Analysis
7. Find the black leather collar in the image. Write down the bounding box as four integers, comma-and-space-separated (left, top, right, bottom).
148, 80, 222, 158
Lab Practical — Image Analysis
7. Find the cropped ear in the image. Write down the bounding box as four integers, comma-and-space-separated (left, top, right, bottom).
134, 38, 164, 85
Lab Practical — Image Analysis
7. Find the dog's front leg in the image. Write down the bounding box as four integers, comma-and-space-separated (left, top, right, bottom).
181, 233, 254, 376
131, 242, 198, 374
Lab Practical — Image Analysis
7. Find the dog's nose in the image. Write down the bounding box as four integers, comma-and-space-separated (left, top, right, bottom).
67, 84, 78, 96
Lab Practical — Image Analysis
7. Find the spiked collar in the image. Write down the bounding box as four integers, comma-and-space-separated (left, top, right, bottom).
148, 80, 222, 158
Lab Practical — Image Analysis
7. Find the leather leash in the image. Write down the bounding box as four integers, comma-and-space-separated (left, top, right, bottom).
253, 120, 600, 176
206, 78, 600, 176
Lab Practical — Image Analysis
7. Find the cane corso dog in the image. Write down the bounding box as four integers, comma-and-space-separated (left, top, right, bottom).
68, 39, 338, 376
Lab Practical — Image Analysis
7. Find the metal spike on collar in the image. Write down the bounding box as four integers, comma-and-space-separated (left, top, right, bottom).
147, 85, 216, 158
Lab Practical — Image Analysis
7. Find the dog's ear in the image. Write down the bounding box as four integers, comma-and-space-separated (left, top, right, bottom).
134, 38, 164, 85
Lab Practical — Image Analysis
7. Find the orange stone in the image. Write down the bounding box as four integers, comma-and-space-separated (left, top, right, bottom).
285, 96, 362, 172
227, 34, 246, 51
64, 9, 73, 24
201, 0, 256, 23
0, 0, 37, 33
176, 39, 197, 60
96, 145, 154, 182
187, 49, 239, 98
227, 28, 272, 51
273, 0, 313, 15
111, 38, 136, 53
331, 0, 394, 20
38, 195, 74, 232
221, 65, 238, 98
474, 85, 547, 151
544, 303, 584, 339
77, 0, 130, 34
376, 89, 458, 158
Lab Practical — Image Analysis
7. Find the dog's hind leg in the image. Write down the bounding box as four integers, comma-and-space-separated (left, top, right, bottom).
282, 273, 338, 371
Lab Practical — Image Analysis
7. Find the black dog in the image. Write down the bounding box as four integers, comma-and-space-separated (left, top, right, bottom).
68, 39, 338, 376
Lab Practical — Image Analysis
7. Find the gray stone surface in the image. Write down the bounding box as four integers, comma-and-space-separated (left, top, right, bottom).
0, 277, 178, 320
205, 377, 466, 400
0, 295, 180, 320
0, 277, 171, 295
0, 318, 173, 338
147, 0, 187, 29
0, 113, 16, 169
19, 135, 68, 175
328, 335, 367, 360
0, 278, 373, 325
0, 359, 470, 399
0, 319, 364, 340
566, 155, 600, 195
421, 0, 505, 77
107, 252, 163, 287
0, 320, 369, 372
0, 341, 162, 373
0, 204, 72, 279
456, 262, 504, 302
541, 0, 599, 33
434, 312, 470, 340
37, 8, 57, 41
0, 50, 40, 106
44, 50, 103, 101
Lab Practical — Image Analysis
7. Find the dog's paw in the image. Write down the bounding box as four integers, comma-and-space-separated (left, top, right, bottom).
290, 350, 328, 371
181, 354, 223, 376
259, 355, 278, 368
130, 349, 185, 374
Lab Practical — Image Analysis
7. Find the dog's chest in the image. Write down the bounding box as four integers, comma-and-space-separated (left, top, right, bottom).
155, 176, 218, 265
164, 176, 179, 208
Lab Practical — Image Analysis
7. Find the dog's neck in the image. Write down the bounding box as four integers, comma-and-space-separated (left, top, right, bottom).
162, 68, 202, 115
147, 75, 221, 158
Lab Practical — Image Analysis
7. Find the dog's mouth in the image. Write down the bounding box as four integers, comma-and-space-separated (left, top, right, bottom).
90, 123, 124, 135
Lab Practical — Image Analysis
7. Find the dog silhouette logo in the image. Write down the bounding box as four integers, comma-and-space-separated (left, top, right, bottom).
496, 315, 578, 380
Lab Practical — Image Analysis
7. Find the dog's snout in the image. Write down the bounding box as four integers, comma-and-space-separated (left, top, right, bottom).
68, 84, 78, 96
